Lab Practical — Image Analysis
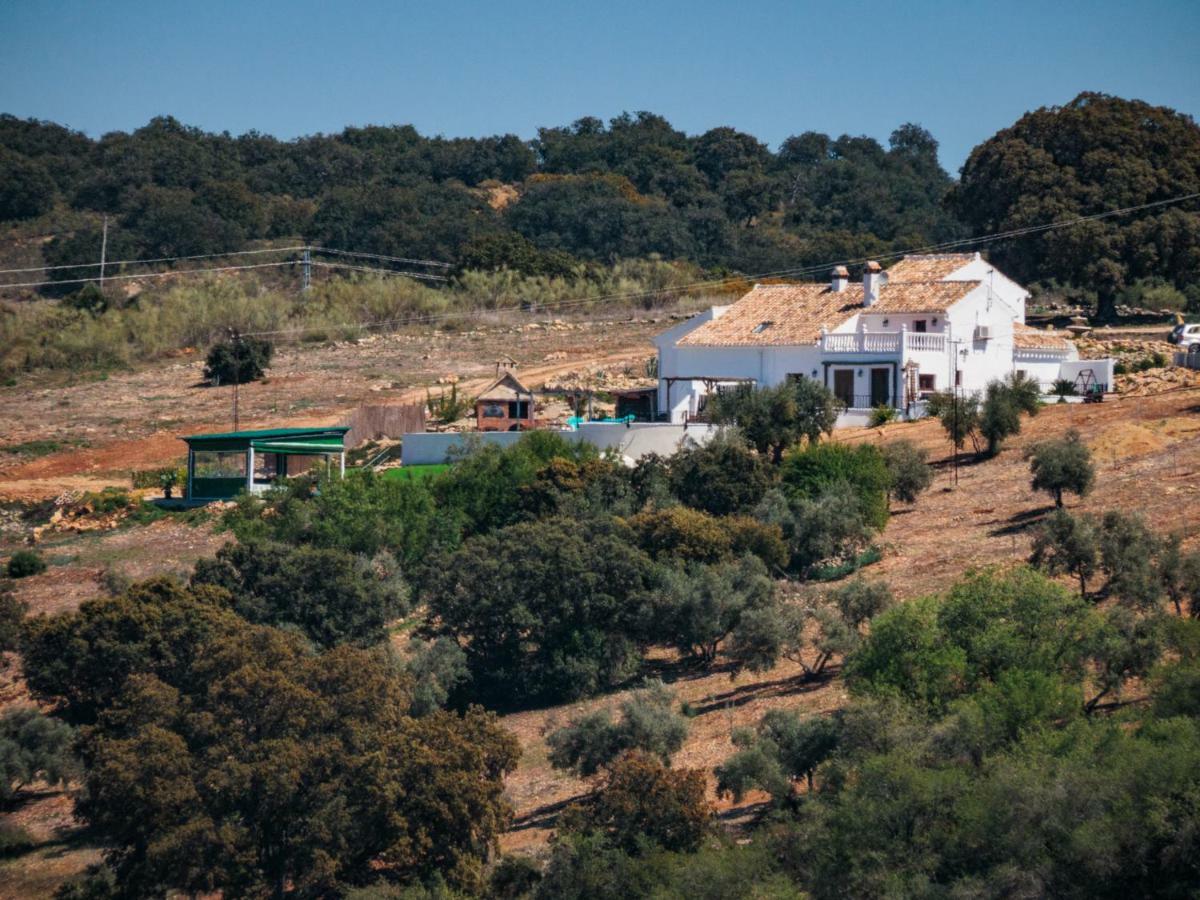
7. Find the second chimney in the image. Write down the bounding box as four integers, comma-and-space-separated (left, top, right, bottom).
862, 260, 885, 306
830, 265, 849, 292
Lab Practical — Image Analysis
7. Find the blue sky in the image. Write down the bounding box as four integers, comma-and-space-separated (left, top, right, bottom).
1, 0, 1197, 173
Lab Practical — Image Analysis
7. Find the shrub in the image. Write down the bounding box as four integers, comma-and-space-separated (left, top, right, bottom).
422, 517, 659, 703
81, 487, 134, 515
758, 482, 876, 573
427, 383, 470, 424
868, 404, 896, 427
191, 540, 408, 649
656, 556, 777, 667
782, 442, 890, 530
0, 586, 28, 657
725, 516, 789, 571
1052, 378, 1077, 398
0, 706, 76, 803
716, 710, 839, 802
203, 335, 273, 385
0, 822, 36, 857
547, 681, 688, 776
1098, 511, 1163, 610
1027, 429, 1095, 507
709, 380, 841, 463
1030, 509, 1100, 598
845, 568, 1096, 712
979, 374, 1041, 457
5, 549, 46, 578
667, 431, 773, 516
404, 636, 470, 716
882, 440, 933, 504
625, 506, 732, 563
728, 577, 892, 678
131, 466, 187, 490
561, 751, 713, 854
926, 390, 980, 452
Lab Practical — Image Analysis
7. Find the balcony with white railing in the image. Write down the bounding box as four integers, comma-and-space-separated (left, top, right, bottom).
818, 330, 946, 355
904, 332, 946, 352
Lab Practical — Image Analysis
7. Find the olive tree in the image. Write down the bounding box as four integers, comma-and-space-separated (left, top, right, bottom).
546, 681, 689, 776
1027, 429, 1095, 507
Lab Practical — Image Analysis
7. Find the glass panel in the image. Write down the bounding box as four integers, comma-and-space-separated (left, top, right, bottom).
193, 450, 245, 477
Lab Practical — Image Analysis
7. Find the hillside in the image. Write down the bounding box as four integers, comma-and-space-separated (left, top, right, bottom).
3, 319, 1200, 892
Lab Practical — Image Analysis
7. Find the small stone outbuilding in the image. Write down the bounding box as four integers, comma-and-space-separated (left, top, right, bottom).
475, 371, 535, 432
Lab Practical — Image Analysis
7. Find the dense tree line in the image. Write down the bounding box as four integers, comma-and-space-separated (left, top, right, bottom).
6, 95, 1198, 312
0, 110, 958, 288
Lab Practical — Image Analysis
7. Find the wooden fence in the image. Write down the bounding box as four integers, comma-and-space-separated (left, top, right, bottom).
340, 402, 426, 448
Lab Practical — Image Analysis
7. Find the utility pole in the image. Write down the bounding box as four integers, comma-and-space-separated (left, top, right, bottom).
948, 339, 964, 486
228, 326, 241, 432
302, 247, 311, 292
98, 214, 108, 289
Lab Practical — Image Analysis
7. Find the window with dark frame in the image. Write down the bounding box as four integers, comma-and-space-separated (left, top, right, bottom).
918, 374, 936, 393
914, 319, 927, 333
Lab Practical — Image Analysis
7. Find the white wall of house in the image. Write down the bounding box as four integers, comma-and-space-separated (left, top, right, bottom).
943, 255, 1029, 323
1059, 358, 1115, 391
944, 286, 1020, 394
654, 308, 725, 419
657, 340, 825, 422
1013, 350, 1076, 389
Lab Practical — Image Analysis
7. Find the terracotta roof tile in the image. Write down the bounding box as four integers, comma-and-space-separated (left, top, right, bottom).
1012, 322, 1073, 351
476, 371, 532, 401
869, 281, 979, 313
677, 284, 862, 347
885, 253, 975, 282
677, 281, 978, 347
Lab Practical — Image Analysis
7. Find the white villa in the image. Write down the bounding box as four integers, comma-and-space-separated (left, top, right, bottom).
654, 253, 1095, 426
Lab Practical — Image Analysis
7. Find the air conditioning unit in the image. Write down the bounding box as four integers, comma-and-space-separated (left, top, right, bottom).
974, 325, 992, 341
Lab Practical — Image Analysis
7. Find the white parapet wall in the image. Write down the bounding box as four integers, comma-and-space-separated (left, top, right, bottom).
400, 424, 720, 467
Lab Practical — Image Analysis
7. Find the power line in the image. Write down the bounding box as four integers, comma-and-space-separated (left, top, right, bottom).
0, 260, 296, 290
310, 247, 453, 268
243, 191, 1200, 340
0, 244, 308, 275
4, 190, 1198, 314
308, 261, 450, 282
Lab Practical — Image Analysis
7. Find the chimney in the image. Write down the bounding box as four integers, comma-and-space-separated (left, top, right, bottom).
830, 265, 849, 292
862, 260, 886, 307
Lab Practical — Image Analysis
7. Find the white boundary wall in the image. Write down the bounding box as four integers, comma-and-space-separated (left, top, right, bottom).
401, 424, 720, 467
1059, 358, 1115, 391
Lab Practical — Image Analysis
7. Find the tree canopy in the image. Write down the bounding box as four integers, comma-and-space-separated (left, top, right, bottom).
952, 93, 1200, 318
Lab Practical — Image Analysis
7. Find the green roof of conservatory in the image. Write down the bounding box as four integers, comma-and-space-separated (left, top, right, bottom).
182, 427, 349, 445
250, 436, 345, 454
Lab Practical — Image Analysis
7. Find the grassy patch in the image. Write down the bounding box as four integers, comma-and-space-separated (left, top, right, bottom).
0, 438, 89, 457
124, 501, 212, 528
382, 464, 450, 482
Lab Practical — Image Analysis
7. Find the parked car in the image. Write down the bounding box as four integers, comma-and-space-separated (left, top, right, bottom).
1169, 323, 1200, 348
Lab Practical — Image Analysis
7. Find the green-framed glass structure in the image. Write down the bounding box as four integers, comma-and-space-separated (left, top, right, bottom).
181, 427, 349, 501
